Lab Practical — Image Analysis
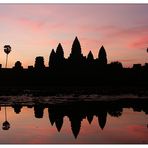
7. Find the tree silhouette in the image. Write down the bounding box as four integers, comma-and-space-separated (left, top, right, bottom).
98, 46, 107, 65
3, 45, 11, 130
13, 61, 23, 70
2, 121, 10, 130
2, 106, 10, 130
4, 45, 11, 68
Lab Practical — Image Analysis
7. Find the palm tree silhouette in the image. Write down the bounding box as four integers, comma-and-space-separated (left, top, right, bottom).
4, 45, 11, 68
2, 45, 11, 130
2, 106, 10, 130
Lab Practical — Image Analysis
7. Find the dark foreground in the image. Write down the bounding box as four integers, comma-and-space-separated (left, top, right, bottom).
0, 85, 148, 96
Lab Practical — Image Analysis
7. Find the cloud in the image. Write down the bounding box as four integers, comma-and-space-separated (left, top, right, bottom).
17, 17, 46, 32
129, 35, 148, 49
92, 24, 148, 52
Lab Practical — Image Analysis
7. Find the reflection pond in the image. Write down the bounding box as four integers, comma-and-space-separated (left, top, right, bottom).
0, 95, 148, 144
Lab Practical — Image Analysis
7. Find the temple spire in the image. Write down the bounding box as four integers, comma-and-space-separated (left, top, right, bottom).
87, 51, 94, 61
69, 36, 83, 60
98, 45, 107, 65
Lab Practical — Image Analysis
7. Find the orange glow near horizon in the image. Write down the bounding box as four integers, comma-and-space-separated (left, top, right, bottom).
0, 4, 148, 68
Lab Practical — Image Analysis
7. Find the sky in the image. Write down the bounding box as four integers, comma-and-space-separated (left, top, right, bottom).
0, 4, 148, 68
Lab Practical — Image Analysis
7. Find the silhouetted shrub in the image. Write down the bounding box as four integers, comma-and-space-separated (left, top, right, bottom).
13, 61, 23, 70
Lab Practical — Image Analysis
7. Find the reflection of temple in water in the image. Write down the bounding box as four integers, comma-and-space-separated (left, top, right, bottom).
87, 113, 94, 124
47, 99, 148, 138
97, 111, 107, 130
48, 107, 64, 132
12, 103, 22, 114
55, 116, 63, 132
0, 98, 148, 138
34, 103, 45, 118
68, 111, 84, 138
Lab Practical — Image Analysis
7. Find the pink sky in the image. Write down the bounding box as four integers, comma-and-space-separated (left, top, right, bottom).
0, 4, 148, 68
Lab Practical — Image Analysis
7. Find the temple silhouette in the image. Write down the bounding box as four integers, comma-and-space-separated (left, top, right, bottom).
0, 36, 148, 90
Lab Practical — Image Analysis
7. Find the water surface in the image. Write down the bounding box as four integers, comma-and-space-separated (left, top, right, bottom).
0, 97, 147, 144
